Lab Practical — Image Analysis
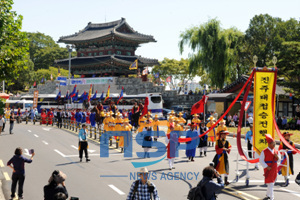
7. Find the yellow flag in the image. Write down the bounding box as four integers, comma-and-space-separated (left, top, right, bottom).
104, 85, 110, 103
129, 59, 138, 70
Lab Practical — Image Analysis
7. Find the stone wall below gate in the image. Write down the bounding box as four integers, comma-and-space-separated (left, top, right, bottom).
27, 77, 202, 108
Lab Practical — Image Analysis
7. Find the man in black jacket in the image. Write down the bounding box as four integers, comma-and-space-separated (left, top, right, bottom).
56, 109, 62, 128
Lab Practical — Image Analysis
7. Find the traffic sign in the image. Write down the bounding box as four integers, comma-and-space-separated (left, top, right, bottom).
240, 101, 252, 111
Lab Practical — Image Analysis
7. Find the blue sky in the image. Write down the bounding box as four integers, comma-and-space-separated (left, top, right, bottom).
13, 0, 300, 61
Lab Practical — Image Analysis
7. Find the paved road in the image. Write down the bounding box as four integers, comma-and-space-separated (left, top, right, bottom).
0, 123, 300, 200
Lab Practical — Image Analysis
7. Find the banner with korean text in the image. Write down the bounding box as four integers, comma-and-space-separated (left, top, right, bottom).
33, 90, 39, 109
253, 71, 276, 154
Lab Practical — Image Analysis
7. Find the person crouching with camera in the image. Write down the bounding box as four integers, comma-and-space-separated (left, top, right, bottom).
44, 170, 68, 200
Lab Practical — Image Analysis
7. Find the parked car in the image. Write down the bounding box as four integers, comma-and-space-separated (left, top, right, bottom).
170, 106, 190, 113
162, 108, 172, 119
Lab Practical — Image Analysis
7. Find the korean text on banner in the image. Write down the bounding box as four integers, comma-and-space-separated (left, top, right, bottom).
253, 71, 275, 154
33, 90, 39, 109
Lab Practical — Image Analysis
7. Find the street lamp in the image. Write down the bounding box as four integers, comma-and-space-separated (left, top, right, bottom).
66, 45, 75, 105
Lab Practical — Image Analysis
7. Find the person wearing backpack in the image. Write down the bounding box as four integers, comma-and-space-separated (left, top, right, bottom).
126, 167, 160, 200
188, 166, 224, 200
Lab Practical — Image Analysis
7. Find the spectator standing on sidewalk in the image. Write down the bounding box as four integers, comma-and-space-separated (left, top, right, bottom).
10, 112, 16, 134
127, 167, 160, 200
7, 147, 35, 199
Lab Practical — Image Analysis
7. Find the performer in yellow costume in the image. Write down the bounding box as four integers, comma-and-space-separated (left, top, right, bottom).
152, 115, 160, 141
207, 116, 216, 146
174, 118, 183, 132
114, 112, 123, 132
107, 113, 116, 132
115, 112, 124, 149
138, 114, 147, 133
177, 112, 186, 125
119, 118, 132, 152
103, 113, 109, 132
216, 119, 227, 140
167, 116, 174, 134
192, 114, 201, 130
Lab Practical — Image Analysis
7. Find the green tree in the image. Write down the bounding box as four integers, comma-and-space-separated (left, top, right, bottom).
7, 56, 35, 92
152, 58, 201, 93
0, 0, 29, 82
276, 42, 300, 98
179, 19, 245, 88
245, 14, 300, 67
34, 66, 72, 83
26, 32, 76, 70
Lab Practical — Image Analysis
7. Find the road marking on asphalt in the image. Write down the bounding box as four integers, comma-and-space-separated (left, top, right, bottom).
28, 130, 31, 132
42, 127, 52, 131
54, 149, 66, 157
280, 188, 300, 197
24, 149, 31, 156
222, 188, 250, 200
42, 141, 49, 145
225, 187, 260, 200
71, 145, 96, 153
0, 160, 4, 168
3, 172, 11, 181
231, 180, 296, 184
108, 184, 125, 195
34, 134, 39, 138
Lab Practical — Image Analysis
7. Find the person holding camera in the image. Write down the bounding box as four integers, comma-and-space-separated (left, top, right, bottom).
189, 166, 224, 200
7, 147, 35, 199
44, 170, 68, 200
126, 167, 159, 200
78, 124, 90, 162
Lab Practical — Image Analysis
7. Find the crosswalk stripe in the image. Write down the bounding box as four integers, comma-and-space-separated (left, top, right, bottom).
108, 184, 125, 195
280, 188, 300, 197
0, 160, 4, 168
3, 172, 11, 181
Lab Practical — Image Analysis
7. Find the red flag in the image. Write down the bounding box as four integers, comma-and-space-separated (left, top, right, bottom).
33, 81, 36, 87
166, 76, 172, 83
117, 87, 124, 105
140, 97, 149, 118
191, 95, 206, 115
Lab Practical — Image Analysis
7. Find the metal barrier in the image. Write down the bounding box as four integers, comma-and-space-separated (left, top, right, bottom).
235, 149, 258, 186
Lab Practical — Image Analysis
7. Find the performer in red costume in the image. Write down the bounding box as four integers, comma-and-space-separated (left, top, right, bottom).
86, 110, 91, 124
259, 134, 281, 200
41, 109, 47, 124
71, 109, 76, 124
47, 108, 54, 125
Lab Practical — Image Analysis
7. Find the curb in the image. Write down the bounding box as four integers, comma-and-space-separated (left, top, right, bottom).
228, 133, 300, 149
